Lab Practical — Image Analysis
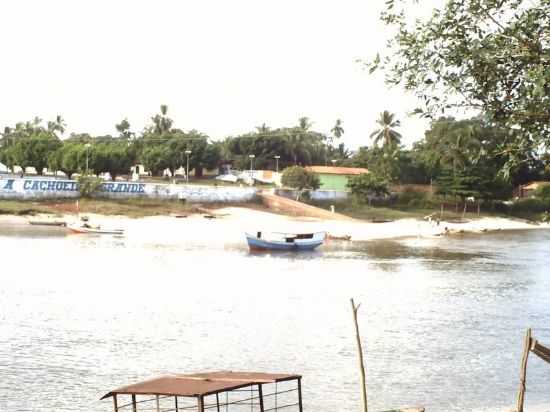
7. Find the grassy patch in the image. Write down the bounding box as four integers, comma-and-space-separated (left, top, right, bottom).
0, 198, 266, 218
313, 200, 504, 222
0, 200, 57, 216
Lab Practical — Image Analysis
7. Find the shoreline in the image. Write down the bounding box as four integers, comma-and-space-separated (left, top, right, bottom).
1, 206, 547, 242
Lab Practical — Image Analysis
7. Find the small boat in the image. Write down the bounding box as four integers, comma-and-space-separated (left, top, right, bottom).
245, 231, 325, 251
28, 219, 67, 227
67, 223, 124, 235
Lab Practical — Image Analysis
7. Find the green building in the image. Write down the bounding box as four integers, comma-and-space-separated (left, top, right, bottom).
306, 166, 369, 191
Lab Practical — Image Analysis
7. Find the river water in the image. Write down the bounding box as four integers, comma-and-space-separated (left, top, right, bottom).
1, 223, 550, 412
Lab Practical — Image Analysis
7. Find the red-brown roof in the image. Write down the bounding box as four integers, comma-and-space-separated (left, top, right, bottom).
101, 371, 300, 399
305, 166, 368, 175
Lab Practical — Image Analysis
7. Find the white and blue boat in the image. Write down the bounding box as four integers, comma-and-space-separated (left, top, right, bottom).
245, 231, 326, 251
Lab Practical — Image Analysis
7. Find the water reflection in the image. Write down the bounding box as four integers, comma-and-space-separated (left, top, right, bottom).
1, 227, 550, 412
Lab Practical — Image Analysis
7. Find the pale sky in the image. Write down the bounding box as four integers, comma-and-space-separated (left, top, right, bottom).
0, 0, 443, 149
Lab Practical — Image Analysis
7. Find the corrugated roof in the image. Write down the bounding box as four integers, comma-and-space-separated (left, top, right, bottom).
305, 166, 368, 175
101, 371, 300, 399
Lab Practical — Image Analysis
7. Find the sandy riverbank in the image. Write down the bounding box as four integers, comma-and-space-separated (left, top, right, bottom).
0, 206, 547, 242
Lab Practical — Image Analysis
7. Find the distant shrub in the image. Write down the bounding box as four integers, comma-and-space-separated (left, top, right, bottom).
534, 185, 550, 199
397, 188, 428, 205
509, 198, 550, 215
77, 175, 104, 198
347, 173, 389, 204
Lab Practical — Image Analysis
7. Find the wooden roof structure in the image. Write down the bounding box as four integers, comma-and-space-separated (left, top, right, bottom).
102, 371, 302, 412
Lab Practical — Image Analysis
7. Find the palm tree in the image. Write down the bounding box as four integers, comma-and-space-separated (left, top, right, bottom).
47, 115, 66, 137
370, 111, 402, 148
116, 118, 133, 139
298, 117, 312, 131
152, 104, 173, 135
331, 119, 344, 139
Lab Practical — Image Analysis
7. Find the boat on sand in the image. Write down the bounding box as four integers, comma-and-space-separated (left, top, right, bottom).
245, 231, 325, 251
67, 223, 124, 235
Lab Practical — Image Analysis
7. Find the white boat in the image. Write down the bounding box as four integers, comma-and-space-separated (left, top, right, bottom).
67, 223, 124, 235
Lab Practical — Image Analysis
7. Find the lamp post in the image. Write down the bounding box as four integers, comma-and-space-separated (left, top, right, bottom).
249, 154, 255, 175
274, 155, 280, 173
185, 150, 192, 183
85, 143, 91, 174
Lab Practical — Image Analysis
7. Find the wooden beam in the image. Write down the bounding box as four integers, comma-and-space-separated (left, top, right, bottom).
531, 339, 550, 363
258, 384, 264, 412
516, 328, 532, 412
113, 394, 118, 412
132, 394, 137, 412
216, 393, 220, 412
198, 395, 205, 412
351, 298, 368, 412
297, 378, 303, 412
175, 396, 179, 412
156, 395, 160, 412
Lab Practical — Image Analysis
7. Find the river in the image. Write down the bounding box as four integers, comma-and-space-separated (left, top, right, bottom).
1, 224, 549, 412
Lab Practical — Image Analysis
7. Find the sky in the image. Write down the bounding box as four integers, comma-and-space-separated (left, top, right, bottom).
0, 0, 443, 150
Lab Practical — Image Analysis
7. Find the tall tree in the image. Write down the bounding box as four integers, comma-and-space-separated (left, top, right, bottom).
115, 118, 133, 139
368, 0, 549, 173
369, 111, 402, 148
331, 119, 344, 139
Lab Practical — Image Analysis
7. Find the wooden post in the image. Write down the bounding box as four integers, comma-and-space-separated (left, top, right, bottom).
351, 298, 368, 412
198, 395, 205, 412
297, 378, 303, 412
258, 385, 264, 412
175, 396, 179, 412
132, 394, 137, 412
113, 394, 118, 412
516, 328, 532, 412
156, 395, 160, 412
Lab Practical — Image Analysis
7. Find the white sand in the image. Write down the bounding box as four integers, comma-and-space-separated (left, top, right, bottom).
1, 206, 547, 242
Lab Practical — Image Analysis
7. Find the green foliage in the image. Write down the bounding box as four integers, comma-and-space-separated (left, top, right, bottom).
345, 146, 401, 182
77, 175, 104, 198
369, 0, 549, 172
534, 185, 550, 199
370, 111, 402, 148
281, 166, 320, 191
509, 198, 550, 216
90, 141, 133, 179
347, 173, 390, 202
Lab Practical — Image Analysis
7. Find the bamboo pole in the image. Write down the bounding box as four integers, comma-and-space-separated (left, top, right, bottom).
351, 298, 368, 412
516, 328, 532, 412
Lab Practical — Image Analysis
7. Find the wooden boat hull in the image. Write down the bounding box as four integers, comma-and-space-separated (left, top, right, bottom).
29, 220, 67, 227
245, 232, 325, 251
67, 225, 124, 235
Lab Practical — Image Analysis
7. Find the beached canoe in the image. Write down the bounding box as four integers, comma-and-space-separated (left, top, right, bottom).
67, 224, 124, 235
28, 219, 67, 227
245, 231, 325, 251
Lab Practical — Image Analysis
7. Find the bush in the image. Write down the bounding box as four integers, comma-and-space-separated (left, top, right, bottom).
534, 184, 550, 199
509, 198, 550, 215
281, 166, 320, 200
77, 175, 104, 198
347, 173, 389, 203
397, 188, 428, 205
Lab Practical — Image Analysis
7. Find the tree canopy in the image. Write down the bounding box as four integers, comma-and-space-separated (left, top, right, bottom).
369, 0, 549, 172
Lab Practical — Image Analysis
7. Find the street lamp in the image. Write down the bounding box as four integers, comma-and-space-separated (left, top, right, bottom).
85, 143, 91, 174
185, 150, 192, 183
249, 154, 255, 176
274, 155, 280, 173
